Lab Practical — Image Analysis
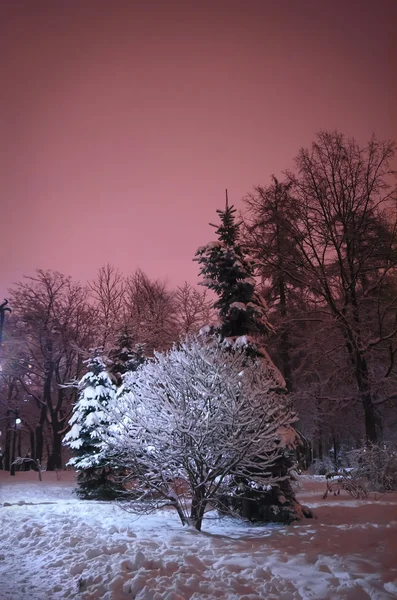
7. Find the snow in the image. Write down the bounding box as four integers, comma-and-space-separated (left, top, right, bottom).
202, 241, 222, 250
229, 302, 248, 311
64, 356, 116, 472
1, 472, 396, 599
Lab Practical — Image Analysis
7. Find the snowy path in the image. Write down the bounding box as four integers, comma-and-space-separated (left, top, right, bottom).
0, 472, 397, 599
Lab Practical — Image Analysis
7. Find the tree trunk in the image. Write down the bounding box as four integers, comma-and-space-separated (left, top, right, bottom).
35, 423, 44, 464
355, 352, 380, 444
35, 404, 47, 464
47, 431, 63, 470
4, 421, 11, 471
17, 430, 22, 460
190, 488, 206, 531
172, 500, 188, 528
10, 426, 17, 475
318, 436, 323, 460
29, 430, 35, 461
278, 276, 293, 392
342, 326, 380, 444
332, 434, 339, 469
362, 394, 379, 444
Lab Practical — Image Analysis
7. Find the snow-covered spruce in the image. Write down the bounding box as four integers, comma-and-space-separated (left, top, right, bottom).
101, 337, 299, 532
108, 326, 146, 386
63, 355, 123, 500
194, 199, 312, 524
194, 201, 273, 339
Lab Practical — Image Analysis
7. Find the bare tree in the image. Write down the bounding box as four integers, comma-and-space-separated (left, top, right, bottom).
7, 270, 95, 469
89, 264, 125, 349
174, 282, 214, 336
288, 311, 365, 459
124, 269, 177, 353
243, 132, 397, 445
286, 132, 397, 443
244, 184, 360, 455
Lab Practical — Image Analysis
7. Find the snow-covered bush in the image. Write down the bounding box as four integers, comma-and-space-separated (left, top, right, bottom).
348, 443, 397, 493
63, 355, 123, 500
323, 443, 397, 499
102, 337, 298, 531
323, 469, 369, 500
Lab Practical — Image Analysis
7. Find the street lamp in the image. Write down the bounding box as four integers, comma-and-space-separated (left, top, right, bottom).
7, 408, 21, 476
0, 299, 11, 362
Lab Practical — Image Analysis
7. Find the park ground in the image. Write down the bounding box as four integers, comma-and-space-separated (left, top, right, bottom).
0, 470, 396, 599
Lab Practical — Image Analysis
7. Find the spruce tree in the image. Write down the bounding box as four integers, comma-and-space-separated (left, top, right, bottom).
63, 354, 122, 500
109, 327, 146, 386
195, 198, 273, 340
195, 194, 313, 523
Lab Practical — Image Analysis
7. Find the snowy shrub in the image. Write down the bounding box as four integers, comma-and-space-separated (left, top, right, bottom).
347, 443, 397, 493
323, 469, 369, 500
102, 337, 298, 531
323, 443, 397, 499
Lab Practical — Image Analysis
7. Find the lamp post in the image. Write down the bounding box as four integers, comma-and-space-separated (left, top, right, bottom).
0, 299, 11, 362
0, 299, 12, 472
7, 408, 21, 476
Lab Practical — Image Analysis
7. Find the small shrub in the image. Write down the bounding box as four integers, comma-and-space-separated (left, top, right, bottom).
323, 470, 368, 499
348, 442, 397, 493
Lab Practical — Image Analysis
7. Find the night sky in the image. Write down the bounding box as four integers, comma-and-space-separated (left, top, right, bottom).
1, 0, 396, 298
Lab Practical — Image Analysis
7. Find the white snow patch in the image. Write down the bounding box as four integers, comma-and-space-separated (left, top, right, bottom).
0, 471, 396, 599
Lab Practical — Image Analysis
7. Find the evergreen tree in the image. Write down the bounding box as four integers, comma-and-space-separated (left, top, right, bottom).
195, 195, 313, 523
109, 327, 146, 386
63, 354, 122, 500
195, 196, 273, 340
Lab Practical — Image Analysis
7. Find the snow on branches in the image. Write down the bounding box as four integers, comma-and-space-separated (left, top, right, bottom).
63, 354, 126, 500
64, 355, 116, 471
194, 202, 273, 339
101, 337, 297, 531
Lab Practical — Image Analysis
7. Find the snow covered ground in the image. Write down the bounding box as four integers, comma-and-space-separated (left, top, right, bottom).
0, 471, 396, 599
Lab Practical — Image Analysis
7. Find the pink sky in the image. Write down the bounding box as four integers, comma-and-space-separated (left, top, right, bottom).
1, 0, 396, 298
